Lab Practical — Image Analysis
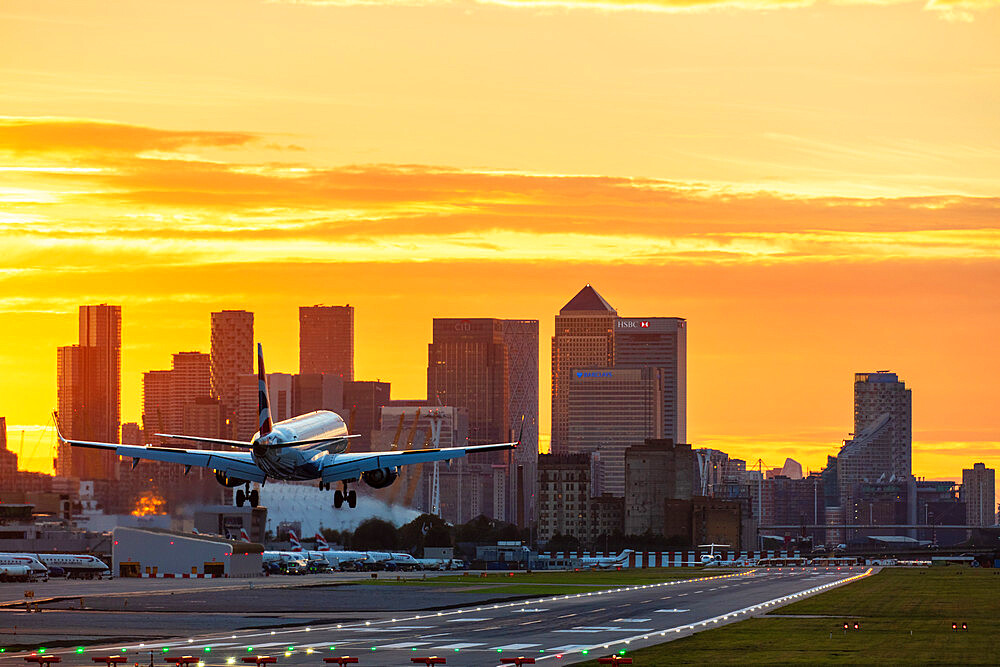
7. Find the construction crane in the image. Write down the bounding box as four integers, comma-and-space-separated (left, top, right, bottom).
387, 410, 421, 504
389, 412, 405, 451
401, 423, 434, 508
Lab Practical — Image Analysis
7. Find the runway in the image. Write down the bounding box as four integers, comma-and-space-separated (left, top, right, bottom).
0, 567, 873, 666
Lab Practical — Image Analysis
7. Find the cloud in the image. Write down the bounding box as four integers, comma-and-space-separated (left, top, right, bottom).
276, 0, 1000, 19
1, 116, 998, 274
0, 116, 259, 155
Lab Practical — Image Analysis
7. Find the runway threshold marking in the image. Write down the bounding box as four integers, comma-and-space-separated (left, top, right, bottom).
435, 642, 486, 650
493, 643, 541, 651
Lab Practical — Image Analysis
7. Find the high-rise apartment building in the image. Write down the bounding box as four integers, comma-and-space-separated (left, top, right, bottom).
854, 372, 912, 480
78, 304, 121, 445
55, 304, 121, 480
614, 317, 687, 445
299, 305, 354, 379
962, 462, 996, 527
566, 367, 662, 497
210, 310, 254, 435
551, 286, 617, 454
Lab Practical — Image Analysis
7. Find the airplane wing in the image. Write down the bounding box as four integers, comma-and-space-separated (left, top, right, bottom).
57, 435, 265, 481
321, 441, 516, 483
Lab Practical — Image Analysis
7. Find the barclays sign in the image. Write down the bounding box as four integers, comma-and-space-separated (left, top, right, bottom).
576, 371, 613, 379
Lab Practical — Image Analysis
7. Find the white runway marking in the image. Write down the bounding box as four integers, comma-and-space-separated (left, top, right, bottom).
435, 642, 486, 650
492, 643, 541, 651
379, 642, 431, 649
655, 608, 690, 613
613, 618, 652, 623
546, 644, 593, 652
520, 619, 543, 625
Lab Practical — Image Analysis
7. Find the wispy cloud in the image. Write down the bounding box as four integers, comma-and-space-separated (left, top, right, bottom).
274, 0, 1000, 19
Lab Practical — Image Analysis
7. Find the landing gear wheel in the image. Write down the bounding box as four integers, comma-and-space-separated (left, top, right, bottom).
235, 489, 246, 507
334, 489, 344, 509
347, 490, 357, 508
249, 489, 260, 508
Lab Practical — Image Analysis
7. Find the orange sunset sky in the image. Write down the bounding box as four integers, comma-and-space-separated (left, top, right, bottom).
1, 0, 998, 489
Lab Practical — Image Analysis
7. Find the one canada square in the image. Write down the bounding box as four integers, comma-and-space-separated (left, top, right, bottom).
551, 285, 686, 495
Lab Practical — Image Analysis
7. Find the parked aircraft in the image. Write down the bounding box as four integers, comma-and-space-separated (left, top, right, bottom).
56, 344, 518, 509
0, 554, 47, 581
1, 553, 110, 579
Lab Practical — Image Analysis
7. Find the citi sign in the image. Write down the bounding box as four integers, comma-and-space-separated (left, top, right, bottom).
576, 371, 612, 379
617, 320, 650, 329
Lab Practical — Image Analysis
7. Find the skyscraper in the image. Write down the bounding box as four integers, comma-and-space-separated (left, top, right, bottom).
962, 462, 996, 527
550, 285, 617, 454
566, 367, 663, 497
614, 317, 687, 445
210, 310, 253, 436
55, 304, 121, 480
501, 319, 540, 526
428, 319, 508, 445
854, 371, 912, 480
299, 305, 354, 379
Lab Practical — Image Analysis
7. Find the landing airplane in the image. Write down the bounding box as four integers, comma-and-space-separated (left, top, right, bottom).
56, 344, 518, 509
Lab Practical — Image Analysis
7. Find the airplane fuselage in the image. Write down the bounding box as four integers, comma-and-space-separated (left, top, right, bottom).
250, 410, 348, 481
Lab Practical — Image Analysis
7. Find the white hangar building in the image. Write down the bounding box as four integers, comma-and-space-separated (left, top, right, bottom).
112, 527, 262, 578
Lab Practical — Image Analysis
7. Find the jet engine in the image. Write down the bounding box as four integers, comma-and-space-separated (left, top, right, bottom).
361, 467, 398, 489
215, 470, 248, 488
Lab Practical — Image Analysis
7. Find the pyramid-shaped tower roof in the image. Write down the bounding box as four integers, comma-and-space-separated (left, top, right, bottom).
559, 284, 617, 314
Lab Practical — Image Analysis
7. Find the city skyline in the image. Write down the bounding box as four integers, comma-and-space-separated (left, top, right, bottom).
1, 291, 995, 489
1, 1, 997, 485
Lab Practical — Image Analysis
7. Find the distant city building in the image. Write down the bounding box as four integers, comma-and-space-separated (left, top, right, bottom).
566, 367, 662, 497
0, 417, 54, 495
537, 453, 592, 544
291, 373, 344, 416
834, 372, 915, 530
664, 496, 748, 550
962, 462, 996, 527
210, 310, 254, 436
237, 373, 293, 440
551, 285, 617, 454
501, 319, 540, 527
142, 352, 212, 437
55, 304, 122, 480
854, 372, 912, 480
624, 439, 694, 535
427, 317, 539, 524
343, 380, 391, 451
299, 305, 354, 379
614, 316, 687, 445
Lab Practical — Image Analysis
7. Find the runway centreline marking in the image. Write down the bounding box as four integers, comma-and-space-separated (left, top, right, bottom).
15, 569, 760, 659
529, 568, 876, 663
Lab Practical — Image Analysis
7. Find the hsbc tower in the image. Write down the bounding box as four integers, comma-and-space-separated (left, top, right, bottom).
614, 317, 687, 446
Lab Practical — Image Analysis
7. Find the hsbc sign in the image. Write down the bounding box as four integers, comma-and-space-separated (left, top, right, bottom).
616, 320, 651, 329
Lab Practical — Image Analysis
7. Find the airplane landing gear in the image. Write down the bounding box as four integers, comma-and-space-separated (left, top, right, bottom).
236, 485, 261, 508
333, 482, 357, 509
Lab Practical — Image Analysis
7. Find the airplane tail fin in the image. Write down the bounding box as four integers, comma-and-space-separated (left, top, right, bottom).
315, 532, 330, 550
257, 343, 273, 437
240, 528, 250, 543
288, 530, 301, 551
